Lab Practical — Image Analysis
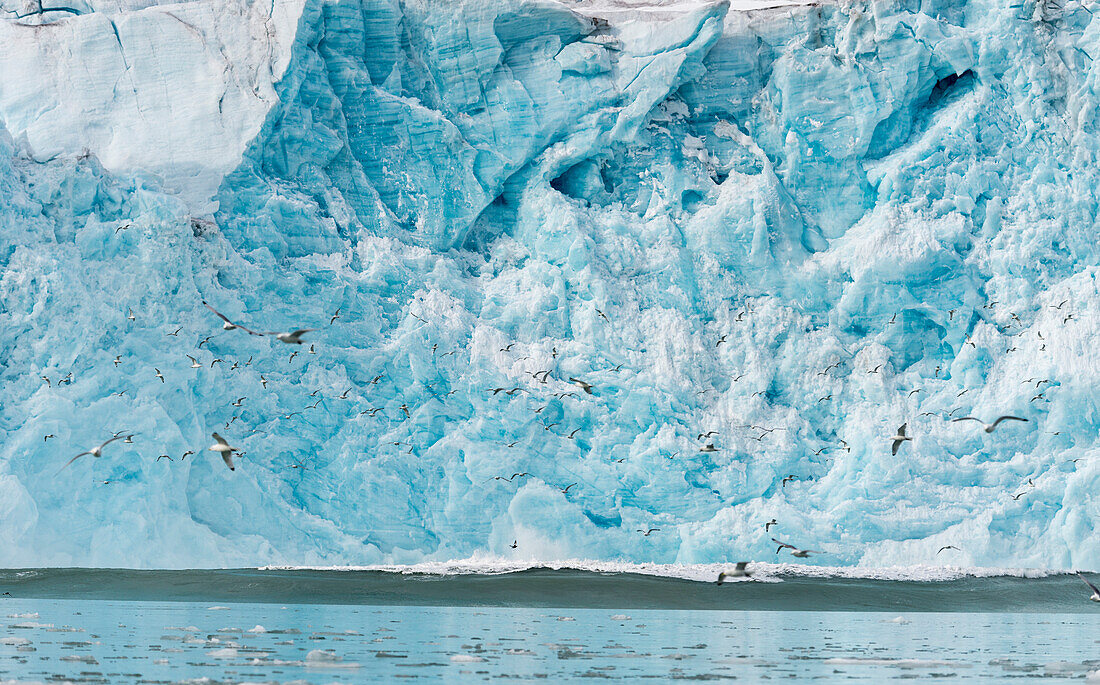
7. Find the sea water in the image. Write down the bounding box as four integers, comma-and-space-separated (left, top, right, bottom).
2, 568, 1099, 683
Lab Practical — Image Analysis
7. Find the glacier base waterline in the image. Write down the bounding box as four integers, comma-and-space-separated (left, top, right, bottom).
0, 0, 1098, 570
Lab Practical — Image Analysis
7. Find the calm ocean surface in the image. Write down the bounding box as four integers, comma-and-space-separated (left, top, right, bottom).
2, 567, 1098, 682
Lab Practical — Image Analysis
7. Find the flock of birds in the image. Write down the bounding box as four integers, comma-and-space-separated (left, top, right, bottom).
37, 292, 1094, 597
53, 302, 317, 475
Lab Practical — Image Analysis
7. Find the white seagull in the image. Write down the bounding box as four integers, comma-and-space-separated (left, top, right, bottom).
58, 434, 131, 472
208, 432, 240, 471
890, 423, 912, 456
270, 329, 316, 345
772, 538, 823, 558
951, 415, 1028, 433
717, 562, 752, 584
187, 355, 202, 369
203, 301, 263, 336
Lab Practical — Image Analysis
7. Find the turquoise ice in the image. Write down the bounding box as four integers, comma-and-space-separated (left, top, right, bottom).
0, 0, 1097, 568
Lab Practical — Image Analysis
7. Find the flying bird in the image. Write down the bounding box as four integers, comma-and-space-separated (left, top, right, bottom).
330, 309, 341, 325
154, 368, 164, 383
637, 528, 660, 536
890, 424, 911, 456
202, 301, 263, 336
272, 329, 316, 345
569, 377, 594, 394
764, 519, 778, 532
560, 483, 578, 494
187, 355, 201, 368
716, 563, 752, 584
208, 433, 239, 471
771, 538, 822, 558
951, 416, 1027, 432
58, 434, 130, 472
43, 434, 55, 442
699, 443, 718, 453
113, 356, 122, 367
937, 545, 960, 554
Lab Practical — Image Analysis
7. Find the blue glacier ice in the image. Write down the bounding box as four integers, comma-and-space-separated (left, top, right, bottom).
0, 0, 1098, 569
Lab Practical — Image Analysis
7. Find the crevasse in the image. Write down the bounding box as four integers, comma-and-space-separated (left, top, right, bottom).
0, 0, 1097, 569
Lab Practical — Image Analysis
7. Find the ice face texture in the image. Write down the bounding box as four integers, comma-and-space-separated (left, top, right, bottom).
0, 0, 1097, 568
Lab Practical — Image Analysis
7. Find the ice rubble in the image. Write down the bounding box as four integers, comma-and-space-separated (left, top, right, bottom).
0, 0, 1097, 568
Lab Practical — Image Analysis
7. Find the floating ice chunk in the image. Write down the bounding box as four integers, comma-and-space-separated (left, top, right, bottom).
0, 638, 30, 645
206, 647, 238, 658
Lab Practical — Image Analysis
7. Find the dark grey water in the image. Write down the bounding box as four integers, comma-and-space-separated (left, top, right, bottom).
1, 569, 1099, 683
1, 566, 1098, 612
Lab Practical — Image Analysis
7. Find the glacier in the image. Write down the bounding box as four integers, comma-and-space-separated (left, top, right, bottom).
0, 0, 1098, 569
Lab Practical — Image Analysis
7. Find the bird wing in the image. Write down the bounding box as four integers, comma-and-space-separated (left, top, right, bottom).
771, 537, 795, 550
58, 452, 92, 471
991, 416, 1028, 429
891, 439, 901, 456
221, 451, 236, 471
897, 423, 907, 436
951, 417, 982, 424
211, 432, 229, 448
98, 434, 127, 450
203, 300, 235, 325
291, 329, 317, 337
1079, 572, 1100, 596
735, 562, 748, 570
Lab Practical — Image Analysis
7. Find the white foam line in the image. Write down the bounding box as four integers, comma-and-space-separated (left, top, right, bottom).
259, 558, 1064, 583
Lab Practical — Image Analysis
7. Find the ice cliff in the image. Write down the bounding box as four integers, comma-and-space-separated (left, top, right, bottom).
0, 0, 1097, 569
